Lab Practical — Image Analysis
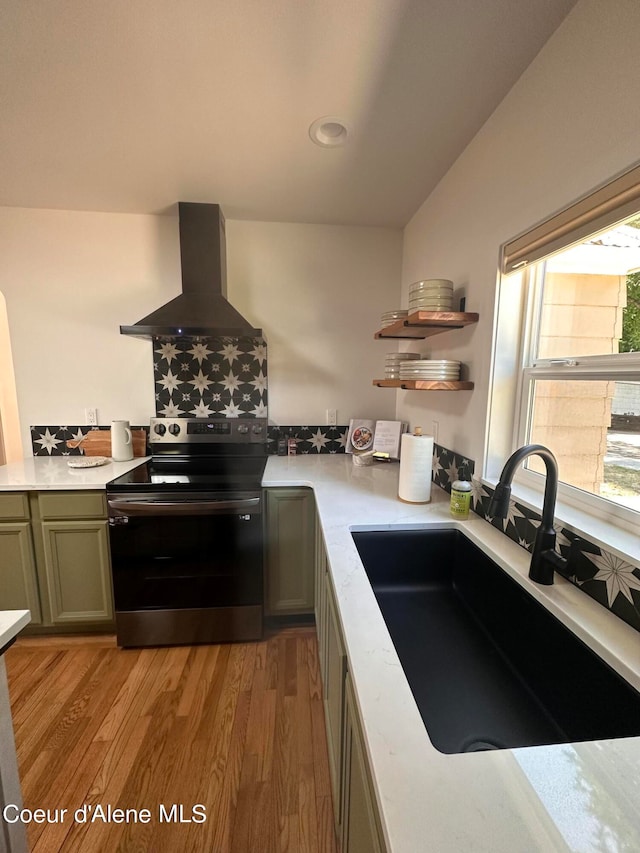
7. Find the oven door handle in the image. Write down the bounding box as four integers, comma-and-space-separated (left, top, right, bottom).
107, 497, 260, 516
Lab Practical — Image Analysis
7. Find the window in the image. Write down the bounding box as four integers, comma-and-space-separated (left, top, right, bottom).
492, 165, 640, 528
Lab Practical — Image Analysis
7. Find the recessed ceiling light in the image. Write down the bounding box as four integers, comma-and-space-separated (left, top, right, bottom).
309, 116, 349, 148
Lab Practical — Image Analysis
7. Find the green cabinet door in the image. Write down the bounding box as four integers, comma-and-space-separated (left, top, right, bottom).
315, 520, 328, 677
324, 573, 347, 831
0, 522, 42, 623
265, 487, 316, 615
41, 520, 113, 624
342, 672, 386, 853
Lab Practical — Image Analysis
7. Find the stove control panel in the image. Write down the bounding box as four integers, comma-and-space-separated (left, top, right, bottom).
150, 417, 267, 445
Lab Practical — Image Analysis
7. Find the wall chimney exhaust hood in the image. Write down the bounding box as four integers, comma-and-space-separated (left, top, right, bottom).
120, 202, 262, 340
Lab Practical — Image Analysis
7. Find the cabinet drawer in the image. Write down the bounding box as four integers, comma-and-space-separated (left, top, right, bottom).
0, 492, 30, 521
38, 491, 107, 520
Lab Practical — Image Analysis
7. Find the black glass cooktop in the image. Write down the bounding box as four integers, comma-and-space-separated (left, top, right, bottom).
106, 455, 267, 493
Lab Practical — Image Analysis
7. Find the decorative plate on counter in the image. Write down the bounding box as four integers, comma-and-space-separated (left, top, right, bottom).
350, 426, 374, 451
67, 456, 111, 468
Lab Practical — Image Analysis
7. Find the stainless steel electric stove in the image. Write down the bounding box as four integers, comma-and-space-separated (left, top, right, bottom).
106, 417, 268, 648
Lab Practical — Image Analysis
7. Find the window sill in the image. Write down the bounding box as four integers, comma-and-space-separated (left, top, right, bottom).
480, 477, 640, 568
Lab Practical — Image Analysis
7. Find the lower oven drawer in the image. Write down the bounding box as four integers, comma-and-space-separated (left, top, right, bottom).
115, 605, 263, 647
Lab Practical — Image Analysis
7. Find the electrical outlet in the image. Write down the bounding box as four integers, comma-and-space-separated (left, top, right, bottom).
431, 420, 439, 443
326, 409, 337, 426
85, 408, 98, 426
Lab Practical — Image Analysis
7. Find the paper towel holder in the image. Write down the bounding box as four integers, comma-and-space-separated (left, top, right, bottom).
397, 425, 433, 504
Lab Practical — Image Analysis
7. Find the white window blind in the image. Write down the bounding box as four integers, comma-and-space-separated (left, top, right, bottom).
502, 162, 640, 274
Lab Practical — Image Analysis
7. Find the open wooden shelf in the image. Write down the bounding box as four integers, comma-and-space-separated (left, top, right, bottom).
374, 310, 479, 339
373, 379, 474, 391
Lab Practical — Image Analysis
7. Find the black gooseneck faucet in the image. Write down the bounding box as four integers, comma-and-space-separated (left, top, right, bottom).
488, 444, 569, 585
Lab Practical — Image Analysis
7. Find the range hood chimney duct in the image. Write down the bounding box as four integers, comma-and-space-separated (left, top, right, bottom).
120, 202, 262, 340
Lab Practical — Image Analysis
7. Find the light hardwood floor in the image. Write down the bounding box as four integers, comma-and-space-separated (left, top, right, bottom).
5, 627, 338, 853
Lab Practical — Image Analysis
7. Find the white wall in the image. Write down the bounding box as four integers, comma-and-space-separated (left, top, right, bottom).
227, 220, 402, 425
398, 0, 640, 470
0, 208, 180, 451
0, 207, 401, 452
0, 292, 22, 461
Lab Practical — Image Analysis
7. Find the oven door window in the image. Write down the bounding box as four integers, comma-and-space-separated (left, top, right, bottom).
110, 509, 263, 611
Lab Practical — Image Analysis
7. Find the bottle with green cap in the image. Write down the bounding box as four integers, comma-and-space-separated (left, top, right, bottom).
450, 467, 472, 519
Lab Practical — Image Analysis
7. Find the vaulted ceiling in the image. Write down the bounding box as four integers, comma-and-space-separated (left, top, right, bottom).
0, 0, 577, 226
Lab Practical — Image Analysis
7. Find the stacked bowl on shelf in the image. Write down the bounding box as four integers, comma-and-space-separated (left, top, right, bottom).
398, 359, 461, 381
380, 309, 408, 328
385, 352, 420, 379
408, 279, 453, 313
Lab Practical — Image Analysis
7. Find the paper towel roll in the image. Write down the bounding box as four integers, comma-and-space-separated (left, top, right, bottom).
398, 431, 434, 503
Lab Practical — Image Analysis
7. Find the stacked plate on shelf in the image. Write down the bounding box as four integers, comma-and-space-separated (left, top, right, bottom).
408, 279, 454, 312
385, 352, 421, 379
380, 309, 408, 328
398, 359, 461, 381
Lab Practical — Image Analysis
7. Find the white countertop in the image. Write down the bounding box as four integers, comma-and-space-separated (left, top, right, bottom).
0, 611, 30, 650
0, 456, 149, 490
264, 455, 640, 853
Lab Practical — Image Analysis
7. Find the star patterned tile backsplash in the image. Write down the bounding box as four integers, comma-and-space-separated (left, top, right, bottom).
153, 336, 268, 418
267, 426, 349, 454
30, 425, 148, 456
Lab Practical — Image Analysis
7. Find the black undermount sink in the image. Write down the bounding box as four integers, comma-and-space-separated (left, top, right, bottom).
352, 528, 640, 755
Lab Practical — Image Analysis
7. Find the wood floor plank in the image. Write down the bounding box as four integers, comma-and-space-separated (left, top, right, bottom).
22, 650, 134, 807
91, 650, 153, 743
266, 632, 280, 689
176, 644, 218, 718
13, 658, 91, 758
230, 753, 259, 853
5, 627, 338, 853
297, 636, 319, 853
306, 635, 322, 701
19, 650, 114, 777
201, 686, 252, 853
30, 740, 110, 853
240, 640, 257, 692
185, 644, 247, 849
3, 647, 34, 681
317, 795, 339, 853
61, 715, 152, 853
193, 643, 231, 741
13, 648, 96, 734
249, 670, 277, 783
284, 636, 298, 697
7, 650, 62, 707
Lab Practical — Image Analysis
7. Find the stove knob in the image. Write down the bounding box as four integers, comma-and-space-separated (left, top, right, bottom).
251, 424, 263, 434
237, 424, 249, 434
168, 423, 181, 436
154, 423, 167, 436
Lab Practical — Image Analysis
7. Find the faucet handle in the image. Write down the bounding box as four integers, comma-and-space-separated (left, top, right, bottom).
544, 547, 571, 580
565, 536, 595, 582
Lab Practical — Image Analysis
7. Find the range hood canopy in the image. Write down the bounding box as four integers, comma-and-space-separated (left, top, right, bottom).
120, 202, 262, 340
